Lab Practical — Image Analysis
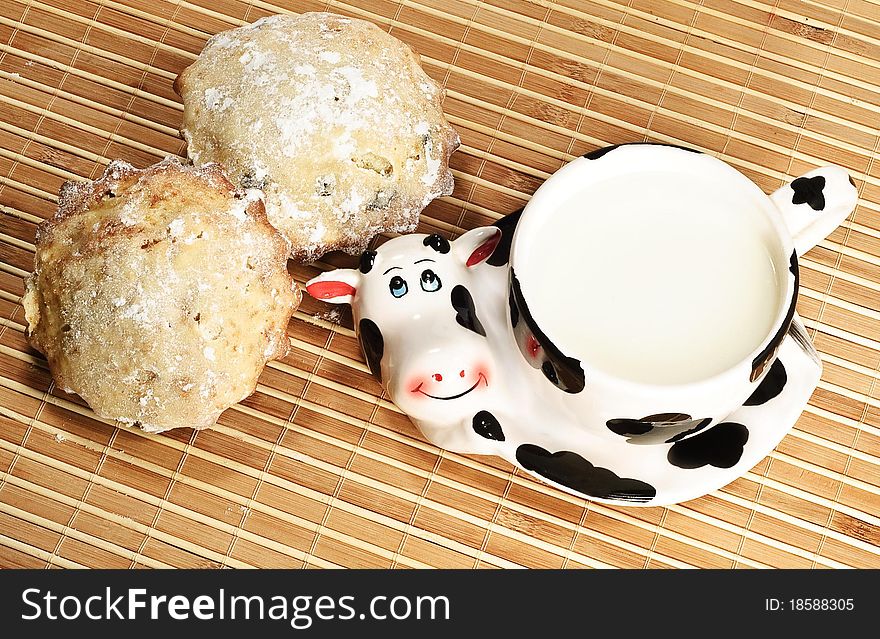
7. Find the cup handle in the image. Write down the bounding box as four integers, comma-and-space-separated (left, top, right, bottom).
770, 166, 859, 255
788, 312, 821, 367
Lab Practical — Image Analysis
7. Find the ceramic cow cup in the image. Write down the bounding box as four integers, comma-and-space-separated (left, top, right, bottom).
307, 143, 859, 506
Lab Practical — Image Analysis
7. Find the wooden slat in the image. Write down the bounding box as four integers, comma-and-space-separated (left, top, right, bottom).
0, 0, 878, 569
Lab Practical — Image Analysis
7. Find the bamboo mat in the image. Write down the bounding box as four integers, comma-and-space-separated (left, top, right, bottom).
0, 0, 878, 570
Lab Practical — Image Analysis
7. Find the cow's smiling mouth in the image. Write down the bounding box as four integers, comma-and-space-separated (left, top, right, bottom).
412, 373, 488, 400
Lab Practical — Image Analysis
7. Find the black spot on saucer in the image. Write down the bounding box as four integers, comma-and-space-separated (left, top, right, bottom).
667, 422, 749, 469
423, 233, 450, 254
359, 249, 377, 274
606, 414, 712, 445
791, 175, 826, 211
472, 411, 504, 441
358, 318, 384, 383
606, 418, 653, 436
606, 412, 691, 436
744, 360, 787, 406
516, 444, 656, 503
451, 285, 486, 337
487, 208, 522, 267
664, 418, 713, 444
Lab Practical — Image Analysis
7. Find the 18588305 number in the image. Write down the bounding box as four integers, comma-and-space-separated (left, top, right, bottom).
789, 599, 854, 611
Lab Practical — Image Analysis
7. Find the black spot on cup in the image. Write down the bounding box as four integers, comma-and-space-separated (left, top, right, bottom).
359, 250, 377, 274
583, 142, 701, 161
509, 271, 585, 394
667, 422, 749, 469
508, 288, 520, 328
472, 411, 504, 441
541, 361, 559, 385
516, 444, 656, 503
451, 285, 486, 337
358, 318, 384, 383
487, 208, 523, 267
423, 234, 450, 254
751, 251, 798, 382
744, 360, 787, 406
791, 175, 826, 211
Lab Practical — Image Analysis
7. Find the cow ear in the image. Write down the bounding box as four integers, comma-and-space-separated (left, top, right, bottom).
306, 268, 361, 304
454, 226, 502, 268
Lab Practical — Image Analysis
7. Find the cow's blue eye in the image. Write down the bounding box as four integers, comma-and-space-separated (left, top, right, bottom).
389, 275, 408, 298
420, 269, 442, 292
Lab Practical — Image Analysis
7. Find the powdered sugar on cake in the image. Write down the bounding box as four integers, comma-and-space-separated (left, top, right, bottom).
23, 158, 301, 433
175, 12, 460, 261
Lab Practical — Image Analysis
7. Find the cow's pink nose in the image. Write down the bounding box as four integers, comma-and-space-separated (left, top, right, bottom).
432, 373, 443, 382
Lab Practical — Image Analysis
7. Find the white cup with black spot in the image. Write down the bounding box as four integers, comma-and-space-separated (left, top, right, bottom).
508, 142, 858, 444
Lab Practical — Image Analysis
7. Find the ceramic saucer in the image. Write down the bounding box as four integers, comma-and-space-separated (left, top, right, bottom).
493, 315, 821, 507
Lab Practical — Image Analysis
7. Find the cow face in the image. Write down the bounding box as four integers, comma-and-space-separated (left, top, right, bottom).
306, 227, 502, 422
